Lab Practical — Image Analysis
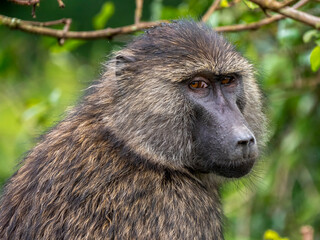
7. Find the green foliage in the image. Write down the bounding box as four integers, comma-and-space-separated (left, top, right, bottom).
0, 1, 320, 240
303, 30, 320, 43
93, 1, 115, 30
150, 0, 163, 21
50, 40, 86, 53
243, 0, 259, 9
220, 0, 229, 8
302, 29, 320, 72
264, 230, 289, 240
310, 46, 320, 72
161, 4, 194, 19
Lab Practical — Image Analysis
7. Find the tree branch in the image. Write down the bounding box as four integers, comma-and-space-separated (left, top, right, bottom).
215, 0, 309, 32
8, 0, 39, 5
282, 0, 299, 7
249, 0, 320, 29
22, 18, 71, 27
135, 0, 143, 24
0, 15, 169, 40
215, 15, 284, 32
0, 0, 316, 41
31, 3, 37, 18
57, 0, 65, 8
202, 0, 221, 22
58, 18, 71, 45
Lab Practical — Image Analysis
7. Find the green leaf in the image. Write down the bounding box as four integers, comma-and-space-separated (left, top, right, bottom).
297, 93, 316, 117
49, 89, 61, 105
150, 0, 163, 21
93, 2, 115, 30
220, 0, 229, 8
161, 4, 193, 20
264, 229, 281, 240
263, 229, 289, 240
310, 46, 320, 72
277, 21, 301, 46
243, 0, 259, 9
50, 40, 85, 53
303, 30, 320, 43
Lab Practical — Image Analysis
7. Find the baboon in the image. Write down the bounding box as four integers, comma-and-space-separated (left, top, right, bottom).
0, 20, 266, 239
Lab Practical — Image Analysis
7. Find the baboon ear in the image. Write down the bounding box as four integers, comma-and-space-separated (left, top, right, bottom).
115, 54, 136, 77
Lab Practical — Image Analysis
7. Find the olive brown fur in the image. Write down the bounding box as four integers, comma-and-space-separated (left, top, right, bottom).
0, 20, 266, 239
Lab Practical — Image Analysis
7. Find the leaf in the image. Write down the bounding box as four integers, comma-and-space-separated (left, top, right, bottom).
161, 4, 193, 20
150, 0, 163, 21
264, 229, 281, 240
49, 89, 61, 105
93, 2, 115, 30
263, 229, 289, 240
50, 40, 85, 53
243, 0, 259, 9
220, 0, 229, 8
22, 103, 47, 121
303, 30, 320, 43
310, 46, 320, 72
277, 21, 300, 46
297, 93, 316, 117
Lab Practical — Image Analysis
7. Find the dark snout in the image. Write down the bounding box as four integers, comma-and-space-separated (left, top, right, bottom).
213, 125, 258, 178
191, 97, 259, 178
232, 125, 258, 160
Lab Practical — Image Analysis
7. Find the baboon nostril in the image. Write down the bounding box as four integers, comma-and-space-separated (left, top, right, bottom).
236, 135, 256, 159
237, 136, 255, 146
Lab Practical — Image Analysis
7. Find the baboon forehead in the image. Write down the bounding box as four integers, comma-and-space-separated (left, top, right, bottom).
125, 20, 249, 75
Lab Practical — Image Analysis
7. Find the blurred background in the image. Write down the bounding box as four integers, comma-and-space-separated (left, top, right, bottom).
0, 0, 319, 239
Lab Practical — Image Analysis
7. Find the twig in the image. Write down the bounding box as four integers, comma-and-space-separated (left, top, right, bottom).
57, 0, 65, 8
279, 8, 320, 29
135, 0, 143, 24
0, 15, 169, 40
215, 15, 283, 32
259, 6, 272, 18
249, 0, 320, 29
58, 18, 71, 45
282, 0, 299, 7
202, 0, 221, 22
31, 3, 37, 18
8, 0, 39, 5
9, 0, 40, 18
215, 0, 310, 32
23, 18, 71, 27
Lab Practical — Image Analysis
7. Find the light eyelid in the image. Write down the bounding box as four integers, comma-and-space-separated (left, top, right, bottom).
221, 76, 236, 85
189, 77, 210, 89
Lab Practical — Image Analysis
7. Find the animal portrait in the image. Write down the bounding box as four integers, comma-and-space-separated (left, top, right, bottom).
0, 20, 266, 239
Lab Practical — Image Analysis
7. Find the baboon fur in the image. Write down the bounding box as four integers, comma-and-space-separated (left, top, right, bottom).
0, 20, 266, 239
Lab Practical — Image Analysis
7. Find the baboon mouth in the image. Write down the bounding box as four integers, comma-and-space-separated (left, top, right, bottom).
212, 158, 255, 178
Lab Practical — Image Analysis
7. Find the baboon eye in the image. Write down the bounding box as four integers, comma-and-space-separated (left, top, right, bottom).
221, 76, 235, 85
189, 80, 209, 89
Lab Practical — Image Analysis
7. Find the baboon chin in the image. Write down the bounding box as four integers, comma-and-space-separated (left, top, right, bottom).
0, 20, 266, 239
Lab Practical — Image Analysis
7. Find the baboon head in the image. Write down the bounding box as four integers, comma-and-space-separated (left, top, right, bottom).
95, 20, 266, 178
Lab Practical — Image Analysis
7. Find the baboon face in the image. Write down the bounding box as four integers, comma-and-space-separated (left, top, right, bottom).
181, 72, 258, 178
106, 21, 265, 179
